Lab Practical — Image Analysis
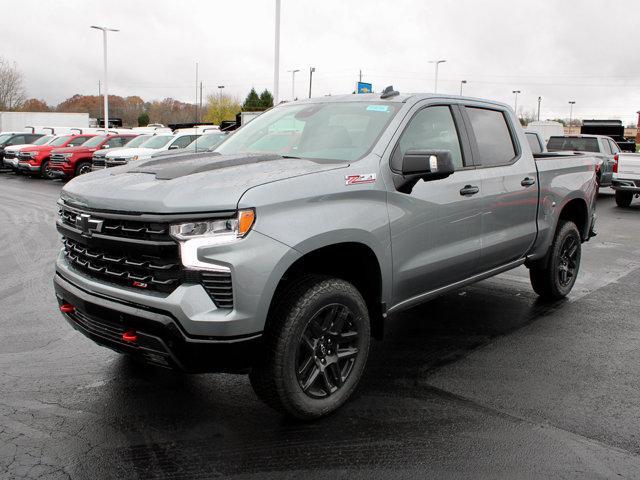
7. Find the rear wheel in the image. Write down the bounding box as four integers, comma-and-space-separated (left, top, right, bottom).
615, 191, 633, 208
75, 162, 92, 177
250, 275, 370, 419
529, 221, 581, 300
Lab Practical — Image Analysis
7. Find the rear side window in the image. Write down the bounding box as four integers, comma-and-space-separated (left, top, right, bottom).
392, 105, 465, 171
525, 132, 542, 154
466, 107, 516, 166
601, 140, 612, 155
609, 139, 620, 154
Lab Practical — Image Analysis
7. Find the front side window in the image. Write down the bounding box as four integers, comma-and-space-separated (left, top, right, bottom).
7, 135, 25, 145
82, 136, 108, 148
68, 136, 93, 147
466, 107, 516, 166
170, 135, 199, 149
391, 105, 464, 171
215, 102, 399, 162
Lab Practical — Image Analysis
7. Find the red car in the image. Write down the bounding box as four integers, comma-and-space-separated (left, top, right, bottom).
49, 134, 138, 179
17, 134, 96, 178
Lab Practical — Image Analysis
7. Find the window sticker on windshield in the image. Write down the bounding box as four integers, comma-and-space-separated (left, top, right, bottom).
366, 105, 389, 112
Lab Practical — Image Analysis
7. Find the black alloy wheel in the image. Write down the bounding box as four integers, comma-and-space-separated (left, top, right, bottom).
296, 304, 359, 399
557, 235, 579, 288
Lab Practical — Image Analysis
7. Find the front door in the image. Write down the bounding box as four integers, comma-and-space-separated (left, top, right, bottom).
387, 104, 483, 307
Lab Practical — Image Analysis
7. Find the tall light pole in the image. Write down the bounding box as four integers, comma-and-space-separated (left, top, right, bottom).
309, 67, 315, 98
460, 80, 467, 96
91, 26, 118, 129
274, 0, 281, 104
429, 60, 446, 93
568, 101, 576, 134
537, 96, 542, 121
288, 69, 300, 101
512, 90, 522, 113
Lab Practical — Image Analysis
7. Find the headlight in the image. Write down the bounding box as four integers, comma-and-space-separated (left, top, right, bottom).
25, 151, 38, 158
170, 210, 255, 271
130, 155, 139, 161
170, 209, 255, 242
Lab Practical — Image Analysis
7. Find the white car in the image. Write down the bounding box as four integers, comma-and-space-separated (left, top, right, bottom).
3, 135, 55, 170
103, 132, 200, 167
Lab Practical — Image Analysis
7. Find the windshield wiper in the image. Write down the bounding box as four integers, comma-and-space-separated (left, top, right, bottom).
280, 154, 301, 159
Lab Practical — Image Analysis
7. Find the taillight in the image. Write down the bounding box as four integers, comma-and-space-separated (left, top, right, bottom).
613, 154, 619, 173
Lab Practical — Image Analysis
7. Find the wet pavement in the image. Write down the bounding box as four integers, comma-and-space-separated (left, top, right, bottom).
1, 174, 640, 479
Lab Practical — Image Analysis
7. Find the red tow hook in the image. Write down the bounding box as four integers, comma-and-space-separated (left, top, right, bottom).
60, 303, 75, 314
122, 330, 138, 343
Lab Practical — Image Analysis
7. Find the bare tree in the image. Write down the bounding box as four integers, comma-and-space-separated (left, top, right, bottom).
0, 57, 26, 110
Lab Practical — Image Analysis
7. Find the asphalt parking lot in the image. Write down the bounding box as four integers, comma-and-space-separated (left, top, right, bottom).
1, 173, 640, 479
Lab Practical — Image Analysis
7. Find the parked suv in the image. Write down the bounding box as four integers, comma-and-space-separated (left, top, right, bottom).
547, 134, 620, 187
48, 134, 138, 179
18, 134, 96, 178
55, 92, 598, 419
0, 132, 45, 167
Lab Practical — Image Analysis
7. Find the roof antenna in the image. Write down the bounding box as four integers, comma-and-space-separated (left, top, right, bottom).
380, 85, 399, 99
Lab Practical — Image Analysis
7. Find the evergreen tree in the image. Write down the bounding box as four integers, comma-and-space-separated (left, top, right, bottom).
259, 89, 274, 109
242, 88, 262, 111
137, 112, 150, 127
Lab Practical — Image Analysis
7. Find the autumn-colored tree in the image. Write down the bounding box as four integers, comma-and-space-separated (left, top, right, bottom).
56, 94, 102, 118
147, 98, 196, 125
204, 92, 241, 125
18, 98, 51, 112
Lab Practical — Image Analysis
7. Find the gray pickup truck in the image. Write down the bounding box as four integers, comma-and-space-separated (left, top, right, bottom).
54, 90, 598, 419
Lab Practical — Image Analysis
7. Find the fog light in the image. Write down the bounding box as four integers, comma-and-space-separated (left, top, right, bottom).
60, 303, 75, 314
122, 330, 138, 343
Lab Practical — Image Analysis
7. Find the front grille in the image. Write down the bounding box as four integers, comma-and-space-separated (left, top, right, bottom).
92, 157, 106, 170
201, 271, 234, 309
58, 205, 234, 308
50, 153, 67, 162
106, 157, 128, 168
18, 152, 32, 160
63, 236, 182, 293
4, 151, 15, 159
59, 208, 170, 242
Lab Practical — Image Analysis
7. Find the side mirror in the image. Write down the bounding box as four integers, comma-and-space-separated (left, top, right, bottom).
168, 144, 180, 150
402, 149, 455, 180
395, 149, 455, 194
101, 144, 110, 149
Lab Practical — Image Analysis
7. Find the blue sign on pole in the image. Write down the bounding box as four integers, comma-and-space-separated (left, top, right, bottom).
357, 82, 373, 94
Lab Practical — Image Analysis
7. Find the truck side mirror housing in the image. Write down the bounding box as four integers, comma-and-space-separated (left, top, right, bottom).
401, 149, 455, 181
168, 144, 180, 150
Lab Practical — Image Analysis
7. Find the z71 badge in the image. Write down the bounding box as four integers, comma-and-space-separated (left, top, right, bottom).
345, 173, 376, 185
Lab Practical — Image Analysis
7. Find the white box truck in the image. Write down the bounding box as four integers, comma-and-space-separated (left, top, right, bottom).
0, 112, 89, 134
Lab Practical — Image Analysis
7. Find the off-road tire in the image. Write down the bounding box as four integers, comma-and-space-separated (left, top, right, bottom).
249, 275, 370, 420
615, 191, 633, 208
529, 221, 581, 300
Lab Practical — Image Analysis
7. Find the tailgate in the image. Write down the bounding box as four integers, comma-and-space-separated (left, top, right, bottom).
617, 153, 640, 180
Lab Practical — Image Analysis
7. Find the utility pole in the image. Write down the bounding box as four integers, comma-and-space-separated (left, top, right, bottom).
98, 80, 102, 122
309, 67, 315, 98
429, 60, 446, 93
569, 101, 576, 134
359, 69, 362, 83
91, 25, 119, 129
288, 69, 300, 101
537, 96, 542, 121
512, 90, 522, 114
460, 80, 467, 96
195, 62, 199, 124
199, 82, 203, 122
274, 0, 281, 104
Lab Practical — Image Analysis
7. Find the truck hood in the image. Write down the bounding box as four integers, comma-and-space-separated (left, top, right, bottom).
21, 145, 55, 153
105, 147, 156, 158
60, 153, 347, 213
51, 146, 97, 154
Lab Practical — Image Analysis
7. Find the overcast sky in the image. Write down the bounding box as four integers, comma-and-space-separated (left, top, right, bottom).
4, 0, 640, 124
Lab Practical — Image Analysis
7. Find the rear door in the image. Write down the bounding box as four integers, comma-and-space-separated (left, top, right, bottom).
387, 102, 483, 305
462, 105, 538, 271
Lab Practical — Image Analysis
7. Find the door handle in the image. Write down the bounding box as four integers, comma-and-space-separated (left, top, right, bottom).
459, 185, 480, 196
521, 177, 536, 187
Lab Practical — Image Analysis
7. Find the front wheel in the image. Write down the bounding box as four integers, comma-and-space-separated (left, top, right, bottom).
250, 276, 370, 419
615, 191, 633, 208
40, 160, 53, 179
75, 162, 92, 177
529, 221, 581, 300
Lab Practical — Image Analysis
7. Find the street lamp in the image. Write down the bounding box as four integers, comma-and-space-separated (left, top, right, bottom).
274, 0, 281, 104
460, 80, 467, 96
90, 25, 118, 130
309, 67, 315, 99
429, 60, 446, 93
569, 101, 576, 134
512, 90, 522, 113
288, 69, 300, 101
218, 85, 225, 89
537, 96, 542, 121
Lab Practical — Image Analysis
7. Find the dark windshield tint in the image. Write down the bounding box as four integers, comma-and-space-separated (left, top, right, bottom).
547, 136, 599, 153
466, 107, 516, 166
216, 102, 399, 161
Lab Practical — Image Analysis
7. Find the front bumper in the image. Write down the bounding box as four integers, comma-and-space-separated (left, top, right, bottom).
4, 157, 19, 169
54, 271, 262, 373
49, 162, 73, 177
17, 161, 40, 172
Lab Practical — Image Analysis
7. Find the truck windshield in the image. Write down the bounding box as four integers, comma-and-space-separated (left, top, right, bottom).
139, 135, 173, 149
81, 136, 108, 148
49, 136, 72, 147
123, 135, 151, 148
0, 134, 13, 144
547, 136, 599, 153
33, 135, 54, 145
187, 133, 227, 151
215, 102, 399, 161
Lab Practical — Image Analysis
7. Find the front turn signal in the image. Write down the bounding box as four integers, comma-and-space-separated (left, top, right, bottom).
238, 209, 255, 237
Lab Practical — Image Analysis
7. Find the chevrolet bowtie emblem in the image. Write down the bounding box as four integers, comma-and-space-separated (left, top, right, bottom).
75, 213, 104, 236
